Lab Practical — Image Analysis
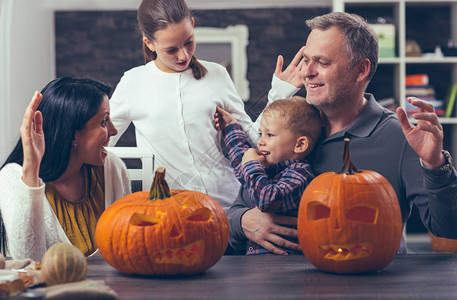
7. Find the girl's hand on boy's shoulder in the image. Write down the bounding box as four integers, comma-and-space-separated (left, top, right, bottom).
213, 106, 237, 131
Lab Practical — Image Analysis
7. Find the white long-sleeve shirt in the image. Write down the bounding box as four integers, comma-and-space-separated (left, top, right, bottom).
109, 60, 296, 210
0, 152, 131, 261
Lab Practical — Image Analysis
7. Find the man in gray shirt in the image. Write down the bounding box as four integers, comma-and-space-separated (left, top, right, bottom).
227, 11, 457, 255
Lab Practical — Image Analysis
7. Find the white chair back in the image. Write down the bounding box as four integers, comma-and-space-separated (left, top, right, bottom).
106, 147, 154, 192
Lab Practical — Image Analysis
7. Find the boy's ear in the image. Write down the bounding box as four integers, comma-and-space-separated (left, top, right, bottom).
294, 136, 309, 154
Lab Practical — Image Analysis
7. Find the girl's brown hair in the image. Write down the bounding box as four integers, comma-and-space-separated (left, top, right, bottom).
137, 0, 207, 79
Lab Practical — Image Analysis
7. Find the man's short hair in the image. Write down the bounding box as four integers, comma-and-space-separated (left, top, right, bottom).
306, 12, 379, 82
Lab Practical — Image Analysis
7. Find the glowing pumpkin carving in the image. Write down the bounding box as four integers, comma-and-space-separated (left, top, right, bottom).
95, 167, 229, 275
297, 138, 402, 274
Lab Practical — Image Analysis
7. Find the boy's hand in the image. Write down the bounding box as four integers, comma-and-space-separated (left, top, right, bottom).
242, 148, 267, 166
213, 106, 237, 131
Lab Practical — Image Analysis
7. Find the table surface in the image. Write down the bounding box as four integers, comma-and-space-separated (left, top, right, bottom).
86, 253, 457, 299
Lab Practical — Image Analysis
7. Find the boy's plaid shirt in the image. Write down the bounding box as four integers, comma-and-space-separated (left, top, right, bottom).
222, 123, 314, 255
222, 123, 314, 215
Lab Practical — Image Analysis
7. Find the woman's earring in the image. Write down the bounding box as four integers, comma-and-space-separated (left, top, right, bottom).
72, 141, 77, 148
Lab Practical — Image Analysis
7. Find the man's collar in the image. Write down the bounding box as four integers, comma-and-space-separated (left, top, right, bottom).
322, 93, 385, 141
346, 93, 385, 138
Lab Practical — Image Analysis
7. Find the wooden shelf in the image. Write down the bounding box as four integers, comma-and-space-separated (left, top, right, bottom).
378, 58, 401, 64
405, 57, 457, 64
409, 118, 457, 125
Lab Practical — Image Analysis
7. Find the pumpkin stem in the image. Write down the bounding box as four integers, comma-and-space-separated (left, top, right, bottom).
339, 138, 358, 175
148, 167, 172, 200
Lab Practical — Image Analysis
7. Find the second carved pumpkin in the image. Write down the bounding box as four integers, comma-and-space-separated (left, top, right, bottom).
297, 138, 402, 274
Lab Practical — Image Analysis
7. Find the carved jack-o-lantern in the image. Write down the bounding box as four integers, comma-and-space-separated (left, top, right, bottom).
95, 167, 229, 275
298, 139, 402, 274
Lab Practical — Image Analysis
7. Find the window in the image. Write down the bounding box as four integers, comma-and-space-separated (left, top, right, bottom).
194, 25, 250, 101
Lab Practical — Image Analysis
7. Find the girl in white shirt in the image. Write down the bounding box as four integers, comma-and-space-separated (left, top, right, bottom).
109, 0, 301, 211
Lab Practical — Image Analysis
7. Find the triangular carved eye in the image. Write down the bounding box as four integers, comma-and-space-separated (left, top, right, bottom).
187, 208, 213, 222
130, 213, 162, 226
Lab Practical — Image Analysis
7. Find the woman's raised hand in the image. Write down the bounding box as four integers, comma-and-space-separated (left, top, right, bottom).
20, 91, 45, 187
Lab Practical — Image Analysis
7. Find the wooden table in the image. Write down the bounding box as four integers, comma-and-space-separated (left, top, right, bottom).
87, 254, 457, 299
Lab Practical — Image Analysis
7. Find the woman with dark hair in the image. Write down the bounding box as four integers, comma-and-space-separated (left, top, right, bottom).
109, 0, 300, 211
0, 77, 131, 261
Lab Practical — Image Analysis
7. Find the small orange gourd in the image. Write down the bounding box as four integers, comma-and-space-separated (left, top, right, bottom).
41, 242, 87, 286
95, 167, 229, 275
297, 138, 402, 274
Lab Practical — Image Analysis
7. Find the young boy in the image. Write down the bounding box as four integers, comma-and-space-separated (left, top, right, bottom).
214, 96, 322, 255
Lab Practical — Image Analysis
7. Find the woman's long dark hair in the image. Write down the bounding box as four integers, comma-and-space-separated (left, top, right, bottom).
0, 77, 111, 255
137, 0, 207, 79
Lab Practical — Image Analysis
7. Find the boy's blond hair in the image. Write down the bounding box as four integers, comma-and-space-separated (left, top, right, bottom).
264, 96, 321, 153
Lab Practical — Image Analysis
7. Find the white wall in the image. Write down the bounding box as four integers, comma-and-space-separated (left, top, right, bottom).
40, 0, 331, 10
0, 0, 331, 162
0, 0, 11, 163
1, 0, 54, 162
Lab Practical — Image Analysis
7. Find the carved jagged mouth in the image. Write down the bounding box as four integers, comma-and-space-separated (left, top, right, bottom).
320, 243, 370, 261
152, 240, 204, 265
